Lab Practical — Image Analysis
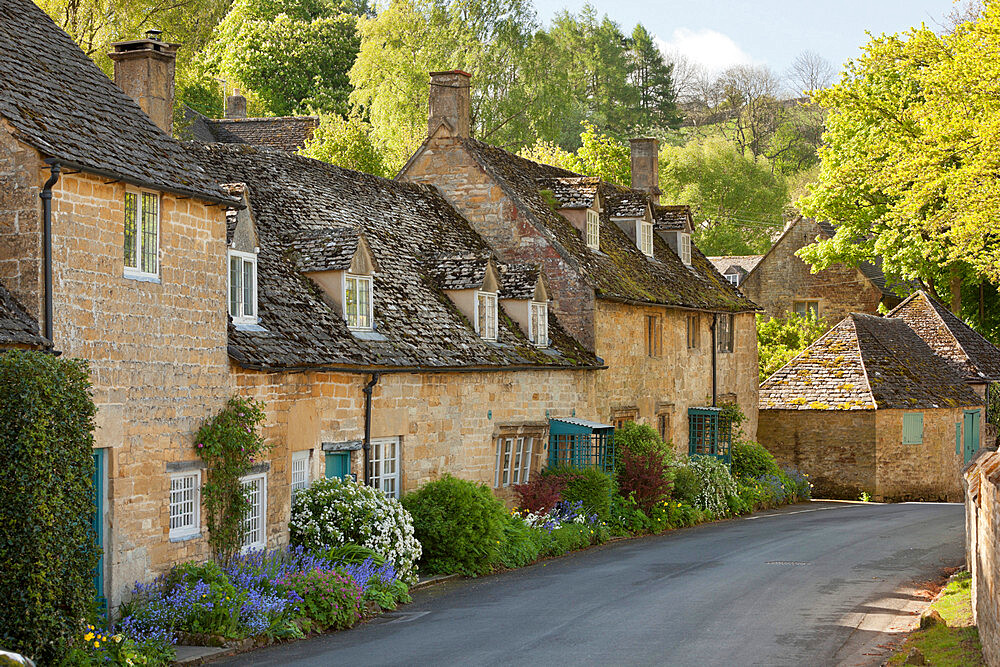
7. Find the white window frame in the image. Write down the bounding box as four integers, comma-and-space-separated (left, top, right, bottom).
679, 233, 692, 265
123, 189, 161, 280
369, 437, 400, 499
530, 301, 548, 347
475, 290, 498, 341
494, 436, 534, 488
586, 209, 600, 250
344, 273, 374, 330
637, 220, 654, 257
169, 471, 201, 540
725, 273, 739, 286
291, 450, 311, 501
240, 473, 267, 552
228, 249, 258, 324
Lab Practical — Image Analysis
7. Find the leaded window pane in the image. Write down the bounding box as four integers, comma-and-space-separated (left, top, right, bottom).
141, 192, 158, 274
124, 192, 138, 268
230, 255, 241, 317
242, 259, 254, 317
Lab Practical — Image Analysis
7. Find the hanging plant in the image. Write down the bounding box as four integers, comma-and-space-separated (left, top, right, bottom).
194, 396, 270, 562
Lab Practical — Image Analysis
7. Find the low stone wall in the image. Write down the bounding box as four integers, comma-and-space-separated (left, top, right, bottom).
964, 448, 1000, 666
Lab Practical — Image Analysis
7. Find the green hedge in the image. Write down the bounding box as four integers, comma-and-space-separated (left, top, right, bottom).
541, 466, 613, 519
0, 350, 99, 663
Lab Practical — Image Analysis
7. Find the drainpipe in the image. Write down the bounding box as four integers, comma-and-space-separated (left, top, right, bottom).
710, 314, 717, 407
40, 161, 61, 343
362, 373, 381, 486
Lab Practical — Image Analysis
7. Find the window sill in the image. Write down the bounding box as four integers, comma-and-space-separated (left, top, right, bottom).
124, 271, 160, 284
234, 321, 267, 332
169, 531, 201, 543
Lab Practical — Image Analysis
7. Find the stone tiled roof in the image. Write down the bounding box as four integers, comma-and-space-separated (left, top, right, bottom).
428, 254, 493, 291
499, 264, 540, 300
761, 313, 983, 411
654, 205, 693, 232
605, 192, 648, 219
287, 227, 362, 273
456, 138, 757, 312
813, 219, 904, 299
0, 279, 47, 348
708, 255, 764, 277
184, 143, 599, 371
0, 0, 233, 205
536, 176, 599, 209
887, 291, 1000, 383
184, 109, 319, 152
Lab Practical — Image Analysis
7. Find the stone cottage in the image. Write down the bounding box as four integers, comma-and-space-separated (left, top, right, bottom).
758, 313, 984, 501
738, 216, 904, 324
0, 0, 239, 606
707, 255, 762, 288
184, 141, 605, 558
398, 70, 761, 449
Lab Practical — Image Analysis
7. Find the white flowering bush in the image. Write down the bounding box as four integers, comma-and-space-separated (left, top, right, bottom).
289, 477, 422, 584
688, 456, 739, 518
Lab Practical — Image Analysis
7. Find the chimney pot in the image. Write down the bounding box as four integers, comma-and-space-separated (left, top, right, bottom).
428, 70, 471, 139
225, 89, 247, 119
629, 137, 661, 204
109, 35, 179, 135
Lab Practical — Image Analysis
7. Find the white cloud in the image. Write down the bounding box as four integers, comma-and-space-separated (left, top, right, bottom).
655, 28, 753, 73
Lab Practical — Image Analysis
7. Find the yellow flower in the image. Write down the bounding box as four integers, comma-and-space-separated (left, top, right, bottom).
94, 641, 100, 648
84, 632, 94, 641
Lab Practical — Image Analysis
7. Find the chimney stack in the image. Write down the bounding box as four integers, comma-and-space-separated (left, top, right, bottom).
225, 89, 247, 119
109, 31, 178, 135
428, 70, 471, 139
629, 137, 661, 204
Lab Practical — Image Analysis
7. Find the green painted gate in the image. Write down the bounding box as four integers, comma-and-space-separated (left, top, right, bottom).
325, 451, 351, 479
965, 409, 982, 465
91, 449, 106, 612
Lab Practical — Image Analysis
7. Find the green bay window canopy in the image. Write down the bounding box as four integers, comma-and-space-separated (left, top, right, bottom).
548, 417, 615, 473
688, 407, 732, 464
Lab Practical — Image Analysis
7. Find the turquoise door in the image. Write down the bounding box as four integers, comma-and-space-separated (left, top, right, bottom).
964, 409, 982, 464
325, 451, 351, 479
91, 449, 106, 612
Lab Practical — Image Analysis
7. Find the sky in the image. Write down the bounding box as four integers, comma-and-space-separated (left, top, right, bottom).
533, 0, 960, 75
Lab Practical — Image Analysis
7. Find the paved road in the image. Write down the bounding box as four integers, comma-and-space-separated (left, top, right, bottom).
219, 501, 964, 667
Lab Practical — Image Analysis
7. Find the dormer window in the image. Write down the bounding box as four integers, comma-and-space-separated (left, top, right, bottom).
679, 233, 692, 265
476, 290, 498, 340
530, 301, 548, 347
725, 273, 739, 286
345, 274, 373, 330
228, 250, 258, 324
638, 220, 654, 257
586, 209, 600, 249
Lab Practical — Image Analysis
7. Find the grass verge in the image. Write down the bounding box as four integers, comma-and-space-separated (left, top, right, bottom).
887, 571, 984, 667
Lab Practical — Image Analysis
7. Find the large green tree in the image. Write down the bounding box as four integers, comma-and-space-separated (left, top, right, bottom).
798, 5, 1000, 317
626, 24, 681, 131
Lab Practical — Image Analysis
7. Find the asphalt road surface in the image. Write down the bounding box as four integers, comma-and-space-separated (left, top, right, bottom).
218, 501, 964, 667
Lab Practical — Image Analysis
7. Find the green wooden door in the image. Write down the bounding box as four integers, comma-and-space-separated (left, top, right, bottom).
965, 409, 982, 465
325, 451, 351, 479
91, 449, 106, 612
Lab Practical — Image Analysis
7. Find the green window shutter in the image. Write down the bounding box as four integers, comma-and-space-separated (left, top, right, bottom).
902, 412, 924, 445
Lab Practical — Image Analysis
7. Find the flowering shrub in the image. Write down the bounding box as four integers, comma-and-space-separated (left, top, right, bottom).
512, 475, 565, 514
63, 624, 175, 666
688, 456, 739, 517
290, 477, 421, 583
617, 447, 673, 513
731, 440, 782, 480
540, 466, 613, 519
522, 500, 599, 532
783, 468, 812, 500
276, 569, 362, 631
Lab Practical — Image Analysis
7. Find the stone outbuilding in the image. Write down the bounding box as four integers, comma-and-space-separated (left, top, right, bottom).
738, 216, 905, 324
758, 313, 985, 501
399, 70, 761, 449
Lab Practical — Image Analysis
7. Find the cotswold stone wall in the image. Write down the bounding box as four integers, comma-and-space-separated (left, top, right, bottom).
0, 135, 233, 606
741, 217, 888, 325
401, 132, 598, 349
231, 365, 597, 546
964, 449, 1000, 667
758, 409, 876, 498
593, 301, 758, 448
876, 408, 968, 502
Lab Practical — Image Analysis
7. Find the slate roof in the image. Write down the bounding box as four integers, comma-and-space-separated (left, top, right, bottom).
887, 291, 1000, 383
0, 279, 47, 348
536, 176, 600, 209
184, 143, 599, 371
428, 254, 493, 291
0, 0, 233, 204
654, 205, 693, 232
183, 108, 319, 152
605, 192, 649, 219
708, 255, 764, 277
760, 313, 983, 411
452, 138, 757, 312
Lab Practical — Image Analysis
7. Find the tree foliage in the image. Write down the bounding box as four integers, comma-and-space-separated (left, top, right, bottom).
756, 312, 829, 382
799, 7, 1000, 308
299, 112, 392, 177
